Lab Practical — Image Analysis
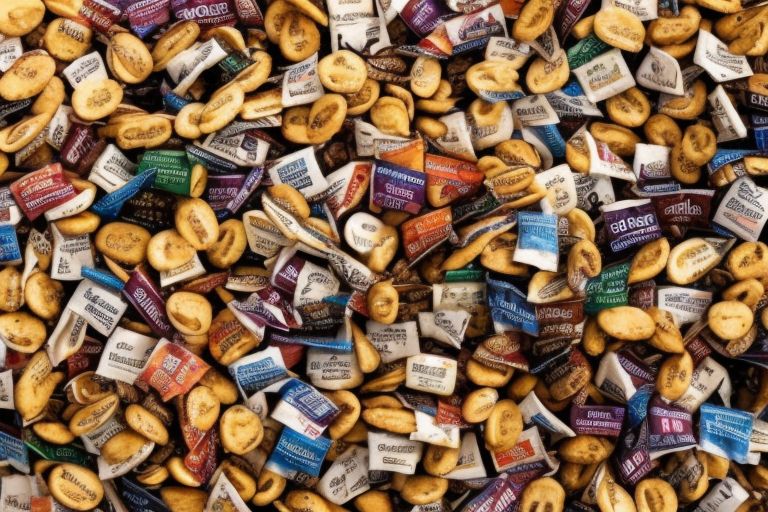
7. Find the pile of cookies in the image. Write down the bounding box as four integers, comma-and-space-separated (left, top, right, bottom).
0, 0, 768, 510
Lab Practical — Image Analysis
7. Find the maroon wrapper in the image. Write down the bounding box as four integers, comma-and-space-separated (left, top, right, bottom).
272, 255, 305, 295
67, 337, 104, 379
79, 0, 123, 33
234, 0, 263, 26
171, 0, 237, 30
61, 123, 100, 175
555, 0, 591, 41
398, 0, 451, 38
628, 280, 656, 309
652, 190, 713, 230
123, 268, 175, 338
685, 334, 713, 366
647, 395, 697, 455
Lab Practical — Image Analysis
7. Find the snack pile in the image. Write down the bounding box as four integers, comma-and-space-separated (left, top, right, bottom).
2, 0, 768, 510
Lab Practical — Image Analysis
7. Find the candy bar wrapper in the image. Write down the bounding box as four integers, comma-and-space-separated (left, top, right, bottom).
96, 326, 158, 385
125, 0, 170, 38
0, 427, 29, 473
699, 403, 754, 464
365, 320, 420, 363
459, 473, 519, 512
401, 208, 454, 263
674, 356, 731, 412
271, 378, 340, 439
514, 211, 559, 272
0, 225, 21, 265
122, 267, 175, 338
0, 474, 35, 512
118, 477, 168, 511
487, 277, 539, 337
570, 405, 625, 437
136, 339, 211, 401
266, 427, 332, 481
370, 160, 426, 214
584, 261, 630, 315
647, 396, 696, 459
9, 164, 77, 221
713, 176, 768, 242
595, 351, 654, 404
600, 199, 661, 254
324, 161, 372, 220
228, 346, 287, 400
444, 432, 488, 480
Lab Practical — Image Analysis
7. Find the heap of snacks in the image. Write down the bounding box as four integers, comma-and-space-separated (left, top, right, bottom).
2, 0, 768, 510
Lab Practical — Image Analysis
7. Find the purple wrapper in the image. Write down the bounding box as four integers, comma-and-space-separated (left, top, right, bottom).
125, 0, 171, 37
570, 405, 625, 436
123, 268, 175, 338
398, 0, 451, 38
603, 200, 662, 253
233, 0, 263, 26
371, 160, 426, 215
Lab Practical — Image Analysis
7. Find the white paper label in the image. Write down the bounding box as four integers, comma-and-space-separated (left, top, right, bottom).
159, 253, 206, 288
573, 49, 636, 103
709, 85, 747, 142
68, 279, 128, 336
366, 321, 420, 364
318, 446, 370, 504
367, 431, 423, 474
281, 53, 324, 107
167, 39, 228, 95
50, 224, 95, 281
62, 51, 108, 89
89, 144, 136, 193
0, 38, 22, 72
96, 327, 158, 384
405, 354, 458, 396
636, 46, 683, 95
694, 30, 753, 83
535, 163, 577, 215
713, 176, 768, 242
268, 146, 329, 199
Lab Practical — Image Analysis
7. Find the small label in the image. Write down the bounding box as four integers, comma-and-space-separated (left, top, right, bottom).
514, 211, 559, 271
266, 427, 332, 480
96, 327, 158, 385
694, 30, 752, 83
570, 405, 625, 436
573, 48, 635, 103
713, 176, 768, 242
136, 339, 210, 401
370, 160, 426, 214
268, 147, 328, 199
281, 53, 324, 107
635, 46, 683, 95
405, 354, 458, 396
62, 51, 108, 89
10, 164, 76, 221
68, 280, 128, 336
366, 321, 420, 364
367, 431, 423, 474
601, 199, 661, 253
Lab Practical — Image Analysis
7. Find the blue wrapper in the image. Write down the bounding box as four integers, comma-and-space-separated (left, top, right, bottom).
81, 267, 125, 292
626, 384, 653, 429
227, 347, 287, 397
0, 428, 29, 473
265, 427, 332, 479
163, 91, 191, 113
517, 211, 559, 254
92, 168, 157, 220
119, 477, 167, 512
528, 124, 566, 159
0, 225, 21, 264
699, 403, 754, 463
279, 379, 339, 428
270, 331, 352, 352
487, 277, 539, 336
186, 144, 239, 174
707, 148, 760, 174
756, 126, 768, 152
